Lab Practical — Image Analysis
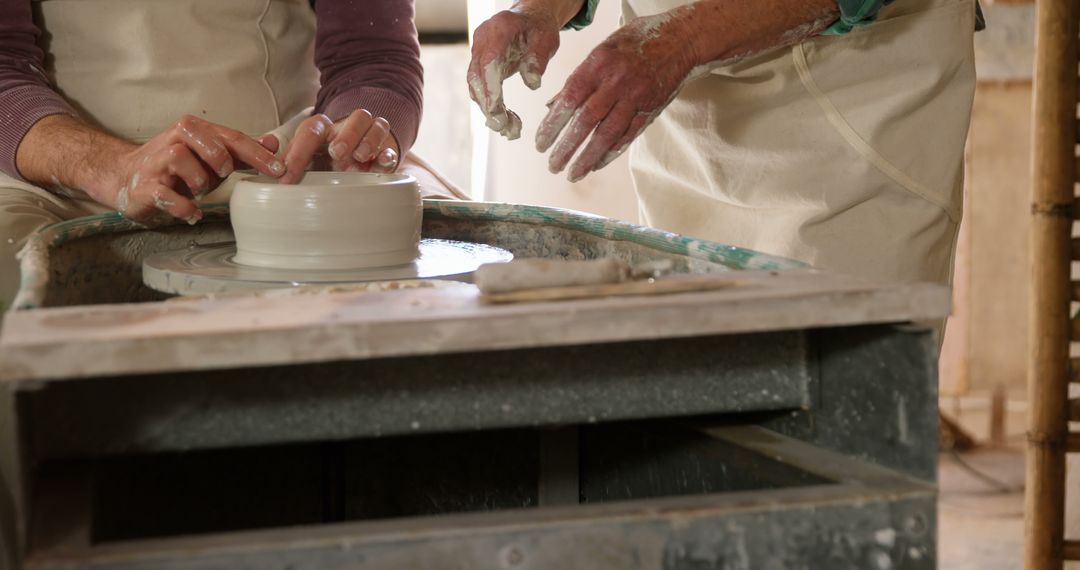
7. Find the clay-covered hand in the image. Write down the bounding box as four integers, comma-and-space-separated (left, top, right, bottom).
109, 115, 286, 224
275, 109, 401, 184
538, 14, 700, 182
467, 7, 562, 140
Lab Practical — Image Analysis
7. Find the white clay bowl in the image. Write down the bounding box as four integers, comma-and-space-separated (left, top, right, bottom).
230, 172, 421, 270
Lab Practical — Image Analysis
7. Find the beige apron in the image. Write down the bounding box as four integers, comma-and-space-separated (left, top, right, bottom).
0, 0, 320, 307
623, 0, 976, 286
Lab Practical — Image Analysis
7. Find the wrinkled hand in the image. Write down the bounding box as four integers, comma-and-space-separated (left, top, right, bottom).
538, 14, 699, 182
272, 109, 400, 184
468, 7, 561, 140
111, 115, 286, 224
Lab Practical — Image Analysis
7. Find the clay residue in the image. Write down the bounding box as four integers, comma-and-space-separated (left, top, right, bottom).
470, 37, 527, 140
779, 14, 837, 46
164, 279, 470, 303
625, 11, 675, 56
152, 193, 176, 211
40, 305, 198, 328
535, 103, 575, 154
115, 184, 131, 216
518, 53, 542, 90
12, 237, 49, 310
48, 176, 90, 200
547, 109, 592, 175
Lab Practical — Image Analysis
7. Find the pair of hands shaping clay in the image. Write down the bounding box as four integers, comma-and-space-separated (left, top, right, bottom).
109, 106, 402, 228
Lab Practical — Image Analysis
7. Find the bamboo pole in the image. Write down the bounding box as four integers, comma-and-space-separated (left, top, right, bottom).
991, 384, 1007, 447
1025, 0, 1079, 566
1064, 541, 1080, 561
1068, 432, 1080, 452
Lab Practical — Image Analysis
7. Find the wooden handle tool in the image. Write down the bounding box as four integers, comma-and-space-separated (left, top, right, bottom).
474, 259, 739, 304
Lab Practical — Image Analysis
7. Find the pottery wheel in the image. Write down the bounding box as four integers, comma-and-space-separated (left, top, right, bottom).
143, 239, 514, 296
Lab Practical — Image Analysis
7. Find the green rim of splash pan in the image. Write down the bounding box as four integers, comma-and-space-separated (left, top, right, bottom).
12, 200, 805, 310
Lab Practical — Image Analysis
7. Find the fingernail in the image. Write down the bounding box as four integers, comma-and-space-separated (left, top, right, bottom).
185, 210, 204, 225
353, 143, 372, 162
218, 157, 234, 178
523, 74, 541, 90
270, 160, 286, 176
328, 142, 345, 160
377, 149, 397, 166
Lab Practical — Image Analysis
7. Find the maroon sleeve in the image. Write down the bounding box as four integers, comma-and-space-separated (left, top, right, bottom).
0, 0, 77, 180
313, 0, 424, 156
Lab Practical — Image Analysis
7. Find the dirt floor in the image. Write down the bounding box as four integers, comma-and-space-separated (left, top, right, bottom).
938, 446, 1025, 569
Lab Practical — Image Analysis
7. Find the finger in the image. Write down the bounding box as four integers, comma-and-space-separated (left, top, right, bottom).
467, 48, 524, 139
547, 86, 618, 175
330, 153, 364, 173
257, 134, 280, 154
327, 109, 374, 162
173, 115, 233, 178
518, 32, 558, 90
235, 134, 281, 172
567, 100, 638, 182
468, 35, 521, 137
536, 68, 601, 152
173, 115, 286, 180
494, 109, 522, 141
467, 53, 507, 117
122, 179, 201, 224
160, 143, 214, 197
353, 117, 390, 163
214, 127, 287, 178
371, 147, 399, 173
594, 111, 653, 171
468, 41, 518, 115
147, 183, 202, 224
281, 114, 334, 184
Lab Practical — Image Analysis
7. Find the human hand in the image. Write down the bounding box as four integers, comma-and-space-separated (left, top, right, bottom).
272, 109, 400, 184
108, 115, 286, 224
537, 13, 700, 182
467, 6, 562, 140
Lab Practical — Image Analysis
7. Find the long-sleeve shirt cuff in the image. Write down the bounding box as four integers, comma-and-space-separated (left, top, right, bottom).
822, 0, 888, 35
563, 0, 599, 30
823, 0, 982, 35
0, 83, 76, 181
321, 86, 422, 157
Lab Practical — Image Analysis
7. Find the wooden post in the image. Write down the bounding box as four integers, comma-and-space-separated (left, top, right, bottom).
991, 384, 1006, 448
1026, 0, 1079, 566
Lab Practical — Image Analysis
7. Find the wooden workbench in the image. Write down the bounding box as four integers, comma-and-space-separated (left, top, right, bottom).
0, 201, 949, 570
